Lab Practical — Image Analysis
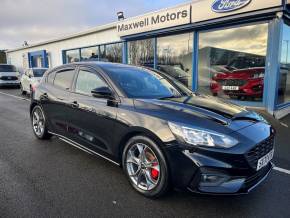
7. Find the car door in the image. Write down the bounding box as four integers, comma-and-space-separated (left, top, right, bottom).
40, 67, 76, 136
66, 66, 118, 155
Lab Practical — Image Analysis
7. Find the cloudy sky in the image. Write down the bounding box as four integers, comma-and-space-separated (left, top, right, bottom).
0, 0, 188, 49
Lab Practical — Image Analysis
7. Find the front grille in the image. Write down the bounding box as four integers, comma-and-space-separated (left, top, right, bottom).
218, 79, 247, 86
0, 76, 18, 81
245, 135, 275, 169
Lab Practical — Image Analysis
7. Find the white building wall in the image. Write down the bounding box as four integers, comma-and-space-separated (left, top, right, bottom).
7, 26, 120, 73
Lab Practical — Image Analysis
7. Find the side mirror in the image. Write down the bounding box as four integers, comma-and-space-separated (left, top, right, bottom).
91, 86, 113, 99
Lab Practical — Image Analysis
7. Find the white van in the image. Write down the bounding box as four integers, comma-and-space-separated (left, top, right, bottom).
0, 64, 20, 87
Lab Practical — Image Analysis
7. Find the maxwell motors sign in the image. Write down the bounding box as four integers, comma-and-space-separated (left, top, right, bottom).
211, 0, 252, 13
117, 4, 190, 37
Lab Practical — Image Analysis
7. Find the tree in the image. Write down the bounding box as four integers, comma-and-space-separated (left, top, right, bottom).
0, 50, 7, 64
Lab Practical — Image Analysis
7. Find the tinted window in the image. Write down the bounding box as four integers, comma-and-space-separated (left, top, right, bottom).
106, 66, 184, 99
75, 70, 108, 95
54, 69, 75, 90
33, 69, 47, 77
0, 65, 16, 72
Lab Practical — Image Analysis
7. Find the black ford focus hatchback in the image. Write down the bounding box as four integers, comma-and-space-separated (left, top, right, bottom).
30, 62, 275, 198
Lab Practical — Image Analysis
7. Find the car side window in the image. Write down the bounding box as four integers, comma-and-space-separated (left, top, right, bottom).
75, 69, 108, 95
54, 69, 75, 90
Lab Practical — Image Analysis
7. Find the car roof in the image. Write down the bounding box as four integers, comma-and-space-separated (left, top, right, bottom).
73, 61, 134, 69
72, 62, 153, 74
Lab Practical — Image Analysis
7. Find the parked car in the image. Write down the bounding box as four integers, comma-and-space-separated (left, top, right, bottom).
210, 67, 265, 99
0, 64, 20, 87
20, 68, 48, 95
30, 62, 275, 198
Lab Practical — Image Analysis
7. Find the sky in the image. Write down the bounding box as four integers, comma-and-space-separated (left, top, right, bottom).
0, 0, 188, 50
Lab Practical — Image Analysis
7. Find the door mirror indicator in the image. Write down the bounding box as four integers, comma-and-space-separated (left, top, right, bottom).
91, 87, 113, 99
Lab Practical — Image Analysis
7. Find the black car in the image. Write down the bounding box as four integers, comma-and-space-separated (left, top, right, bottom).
30, 62, 275, 198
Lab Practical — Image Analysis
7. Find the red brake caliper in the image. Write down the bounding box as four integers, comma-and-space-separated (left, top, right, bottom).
151, 162, 159, 180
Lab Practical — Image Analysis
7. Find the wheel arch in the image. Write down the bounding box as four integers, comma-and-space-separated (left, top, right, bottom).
30, 101, 39, 115
117, 127, 167, 167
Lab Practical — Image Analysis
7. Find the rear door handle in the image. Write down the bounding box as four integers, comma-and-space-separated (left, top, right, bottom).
71, 101, 79, 108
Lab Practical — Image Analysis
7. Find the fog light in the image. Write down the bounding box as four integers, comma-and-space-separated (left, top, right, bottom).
200, 174, 229, 187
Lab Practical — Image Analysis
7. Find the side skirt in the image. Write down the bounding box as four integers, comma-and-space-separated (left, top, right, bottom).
48, 131, 120, 166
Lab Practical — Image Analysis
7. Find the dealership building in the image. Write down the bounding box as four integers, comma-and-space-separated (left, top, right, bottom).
6, 0, 290, 118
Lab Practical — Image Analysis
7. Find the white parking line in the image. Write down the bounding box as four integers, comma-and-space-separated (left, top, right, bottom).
0, 91, 30, 102
274, 167, 290, 175
280, 122, 289, 128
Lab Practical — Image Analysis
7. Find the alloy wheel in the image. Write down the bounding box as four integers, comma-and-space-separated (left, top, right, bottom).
32, 107, 45, 137
125, 143, 160, 191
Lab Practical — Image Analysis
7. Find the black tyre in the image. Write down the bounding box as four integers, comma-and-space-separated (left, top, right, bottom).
122, 135, 170, 198
31, 105, 52, 140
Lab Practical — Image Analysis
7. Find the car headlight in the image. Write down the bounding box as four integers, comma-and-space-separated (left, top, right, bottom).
168, 122, 238, 148
253, 72, 264, 79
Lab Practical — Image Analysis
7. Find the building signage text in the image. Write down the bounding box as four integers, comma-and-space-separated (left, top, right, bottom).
117, 5, 190, 37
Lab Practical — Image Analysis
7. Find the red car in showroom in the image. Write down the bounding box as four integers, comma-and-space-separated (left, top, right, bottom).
210, 67, 265, 99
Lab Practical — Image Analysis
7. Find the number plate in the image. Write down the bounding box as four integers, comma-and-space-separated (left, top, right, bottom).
222, 86, 239, 91
257, 149, 274, 171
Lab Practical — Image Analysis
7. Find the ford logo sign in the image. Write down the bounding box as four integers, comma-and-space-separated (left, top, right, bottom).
212, 0, 251, 13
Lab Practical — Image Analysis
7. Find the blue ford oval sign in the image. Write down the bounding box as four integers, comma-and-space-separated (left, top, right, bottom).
212, 0, 251, 13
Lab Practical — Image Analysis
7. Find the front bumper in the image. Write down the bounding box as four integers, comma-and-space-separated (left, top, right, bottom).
0, 79, 20, 86
187, 161, 273, 195
164, 135, 274, 195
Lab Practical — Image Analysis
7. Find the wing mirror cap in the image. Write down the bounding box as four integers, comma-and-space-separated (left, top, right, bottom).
91, 87, 113, 99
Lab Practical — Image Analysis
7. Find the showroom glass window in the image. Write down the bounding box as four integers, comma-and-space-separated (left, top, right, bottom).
66, 49, 80, 63
81, 47, 99, 61
128, 39, 154, 66
277, 20, 290, 105
105, 43, 123, 63
157, 33, 193, 89
198, 23, 268, 103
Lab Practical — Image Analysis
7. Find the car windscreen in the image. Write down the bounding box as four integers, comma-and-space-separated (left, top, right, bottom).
0, 65, 17, 72
33, 69, 47, 77
105, 66, 187, 99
